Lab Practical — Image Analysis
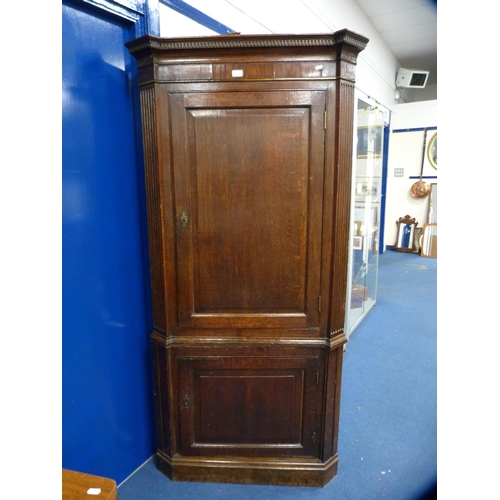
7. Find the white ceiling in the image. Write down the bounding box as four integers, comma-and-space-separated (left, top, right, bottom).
355, 0, 437, 85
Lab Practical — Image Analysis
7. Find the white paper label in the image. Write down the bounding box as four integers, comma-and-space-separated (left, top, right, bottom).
231, 69, 243, 77
87, 488, 102, 495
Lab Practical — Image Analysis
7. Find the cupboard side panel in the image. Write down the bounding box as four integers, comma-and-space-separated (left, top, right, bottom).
152, 339, 172, 456
321, 345, 343, 460
139, 85, 167, 334
158, 85, 179, 335
331, 346, 344, 456
328, 80, 356, 337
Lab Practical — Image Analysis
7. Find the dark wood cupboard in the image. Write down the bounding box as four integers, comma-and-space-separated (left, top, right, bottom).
126, 30, 368, 487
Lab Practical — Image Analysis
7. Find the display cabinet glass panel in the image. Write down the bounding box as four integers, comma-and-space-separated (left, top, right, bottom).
345, 95, 387, 338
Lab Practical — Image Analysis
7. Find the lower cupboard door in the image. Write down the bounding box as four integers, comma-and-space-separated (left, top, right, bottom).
176, 351, 325, 458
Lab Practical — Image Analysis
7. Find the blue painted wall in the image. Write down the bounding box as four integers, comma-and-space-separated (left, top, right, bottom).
62, 0, 158, 483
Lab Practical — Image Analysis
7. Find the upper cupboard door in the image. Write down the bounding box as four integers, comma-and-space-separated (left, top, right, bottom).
170, 91, 326, 330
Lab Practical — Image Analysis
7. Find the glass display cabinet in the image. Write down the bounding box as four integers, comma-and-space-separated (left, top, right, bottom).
345, 94, 387, 339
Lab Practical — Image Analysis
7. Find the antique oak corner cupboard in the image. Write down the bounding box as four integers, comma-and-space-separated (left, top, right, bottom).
126, 30, 368, 487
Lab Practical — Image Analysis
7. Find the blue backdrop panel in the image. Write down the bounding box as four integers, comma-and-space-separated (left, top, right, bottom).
62, 0, 155, 482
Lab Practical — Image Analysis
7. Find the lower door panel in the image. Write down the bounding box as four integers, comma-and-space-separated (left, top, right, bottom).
175, 347, 325, 458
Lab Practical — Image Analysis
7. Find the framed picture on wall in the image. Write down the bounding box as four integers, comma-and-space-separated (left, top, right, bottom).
353, 235, 363, 250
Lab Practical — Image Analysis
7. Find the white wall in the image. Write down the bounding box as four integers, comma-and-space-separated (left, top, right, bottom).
397, 83, 437, 103
385, 100, 437, 247
159, 6, 219, 37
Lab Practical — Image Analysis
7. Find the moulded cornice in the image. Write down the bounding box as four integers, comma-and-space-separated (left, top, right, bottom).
126, 30, 368, 55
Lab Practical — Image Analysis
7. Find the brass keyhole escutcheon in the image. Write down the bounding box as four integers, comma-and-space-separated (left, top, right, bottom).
180, 211, 188, 228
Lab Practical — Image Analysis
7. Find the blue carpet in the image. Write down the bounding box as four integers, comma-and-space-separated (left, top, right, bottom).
118, 250, 437, 499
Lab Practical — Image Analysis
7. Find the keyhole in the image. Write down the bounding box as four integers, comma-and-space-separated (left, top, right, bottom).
180, 211, 188, 228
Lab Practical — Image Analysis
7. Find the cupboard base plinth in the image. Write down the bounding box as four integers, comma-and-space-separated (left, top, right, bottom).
156, 451, 338, 487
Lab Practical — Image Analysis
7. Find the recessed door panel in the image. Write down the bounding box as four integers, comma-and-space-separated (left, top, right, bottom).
170, 91, 326, 330
176, 351, 324, 457
193, 370, 302, 445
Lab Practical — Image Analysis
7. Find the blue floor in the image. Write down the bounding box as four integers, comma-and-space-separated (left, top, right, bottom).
118, 250, 437, 499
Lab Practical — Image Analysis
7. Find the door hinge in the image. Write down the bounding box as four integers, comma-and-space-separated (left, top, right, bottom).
324, 111, 327, 129
318, 295, 321, 313
312, 432, 317, 444
316, 370, 320, 385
